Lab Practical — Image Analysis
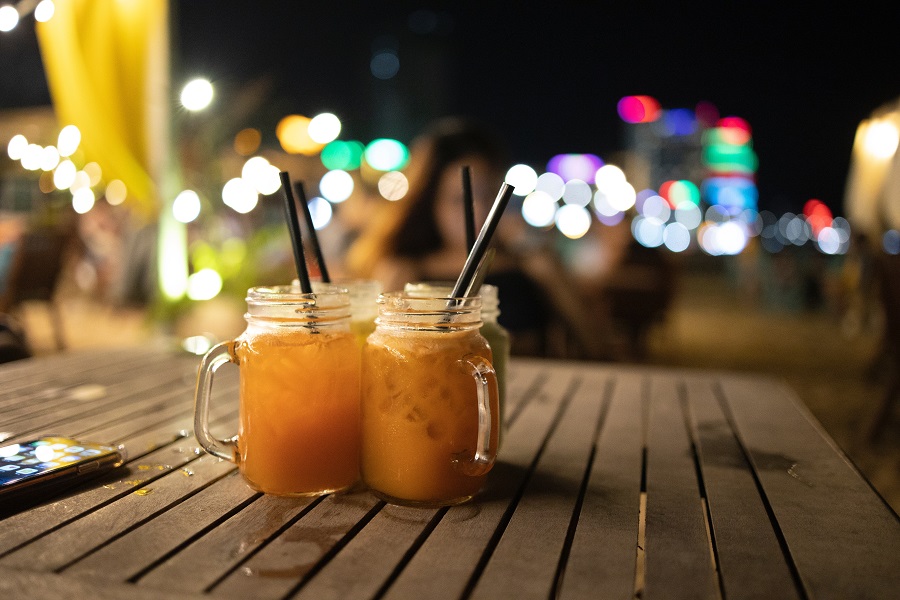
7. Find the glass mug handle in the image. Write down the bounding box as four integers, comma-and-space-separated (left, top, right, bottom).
454, 354, 500, 477
193, 341, 239, 462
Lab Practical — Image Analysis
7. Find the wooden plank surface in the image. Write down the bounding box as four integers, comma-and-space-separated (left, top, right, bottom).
720, 376, 900, 600
557, 369, 643, 600
643, 374, 718, 600
1, 352, 897, 600
684, 377, 800, 600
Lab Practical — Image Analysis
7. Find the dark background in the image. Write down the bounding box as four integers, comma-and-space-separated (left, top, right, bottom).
1, 2, 897, 216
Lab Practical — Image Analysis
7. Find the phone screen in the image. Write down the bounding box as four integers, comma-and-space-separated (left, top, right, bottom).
0, 436, 126, 497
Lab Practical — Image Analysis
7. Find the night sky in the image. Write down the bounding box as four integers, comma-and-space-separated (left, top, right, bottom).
1, 2, 897, 217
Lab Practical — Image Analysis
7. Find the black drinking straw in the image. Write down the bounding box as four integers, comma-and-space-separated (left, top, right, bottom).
278, 171, 312, 293
293, 180, 331, 283
462, 165, 476, 251
450, 182, 514, 298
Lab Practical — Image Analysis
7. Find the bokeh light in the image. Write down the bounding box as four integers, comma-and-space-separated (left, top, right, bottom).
377, 171, 409, 201
34, 0, 55, 22
561, 179, 592, 207
364, 138, 409, 171
883, 229, 900, 255
39, 146, 60, 171
242, 157, 281, 195
663, 222, 691, 252
7, 134, 27, 160
546, 154, 604, 182
522, 191, 558, 227
661, 108, 697, 136
617, 95, 661, 123
72, 187, 95, 214
863, 118, 900, 159
53, 159, 76, 190
83, 162, 102, 186
535, 172, 565, 200
173, 190, 201, 223
633, 216, 665, 248
105, 179, 127, 205
57, 125, 81, 157
233, 128, 261, 156
222, 177, 258, 213
321, 140, 365, 171
0, 5, 19, 32
371, 50, 400, 79
594, 164, 626, 190
277, 114, 322, 155
555, 204, 591, 239
70, 170, 91, 193
319, 169, 354, 203
674, 201, 702, 230
19, 144, 40, 170
308, 197, 333, 229
187, 269, 223, 301
180, 78, 214, 111
505, 164, 538, 196
308, 113, 342, 144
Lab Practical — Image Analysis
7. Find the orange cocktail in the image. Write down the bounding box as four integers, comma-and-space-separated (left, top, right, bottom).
194, 285, 360, 496
360, 293, 499, 506
237, 327, 359, 495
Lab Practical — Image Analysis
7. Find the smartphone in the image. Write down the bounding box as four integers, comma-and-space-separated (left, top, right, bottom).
0, 435, 127, 508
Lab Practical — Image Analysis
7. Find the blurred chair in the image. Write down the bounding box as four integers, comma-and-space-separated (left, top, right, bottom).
870, 252, 900, 440
0, 228, 73, 351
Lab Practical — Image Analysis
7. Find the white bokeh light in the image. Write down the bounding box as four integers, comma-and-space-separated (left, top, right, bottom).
633, 216, 665, 248
663, 222, 691, 252
21, 144, 43, 170
187, 268, 223, 301
535, 172, 565, 200
308, 113, 342, 144
39, 146, 60, 171
555, 204, 591, 239
319, 169, 354, 203
505, 164, 538, 196
561, 179, 592, 207
0, 5, 19, 32
105, 179, 127, 205
180, 78, 214, 111
57, 125, 81, 157
594, 164, 626, 191
7, 134, 27, 160
222, 177, 259, 213
242, 157, 281, 195
377, 171, 409, 201
72, 188, 96, 214
522, 191, 558, 227
34, 0, 55, 22
173, 190, 202, 223
53, 159, 77, 190
308, 197, 333, 230
675, 201, 703, 230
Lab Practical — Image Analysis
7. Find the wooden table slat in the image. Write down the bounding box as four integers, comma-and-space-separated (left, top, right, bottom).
684, 377, 801, 600
557, 370, 643, 600
469, 369, 605, 600
720, 376, 900, 600
643, 375, 718, 600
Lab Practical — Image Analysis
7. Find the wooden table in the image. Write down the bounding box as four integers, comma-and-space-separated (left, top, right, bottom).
0, 347, 897, 599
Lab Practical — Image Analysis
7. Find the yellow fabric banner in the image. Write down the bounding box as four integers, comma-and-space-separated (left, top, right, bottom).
35, 0, 169, 219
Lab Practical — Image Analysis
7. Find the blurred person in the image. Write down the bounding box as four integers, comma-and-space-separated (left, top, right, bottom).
346, 116, 611, 359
